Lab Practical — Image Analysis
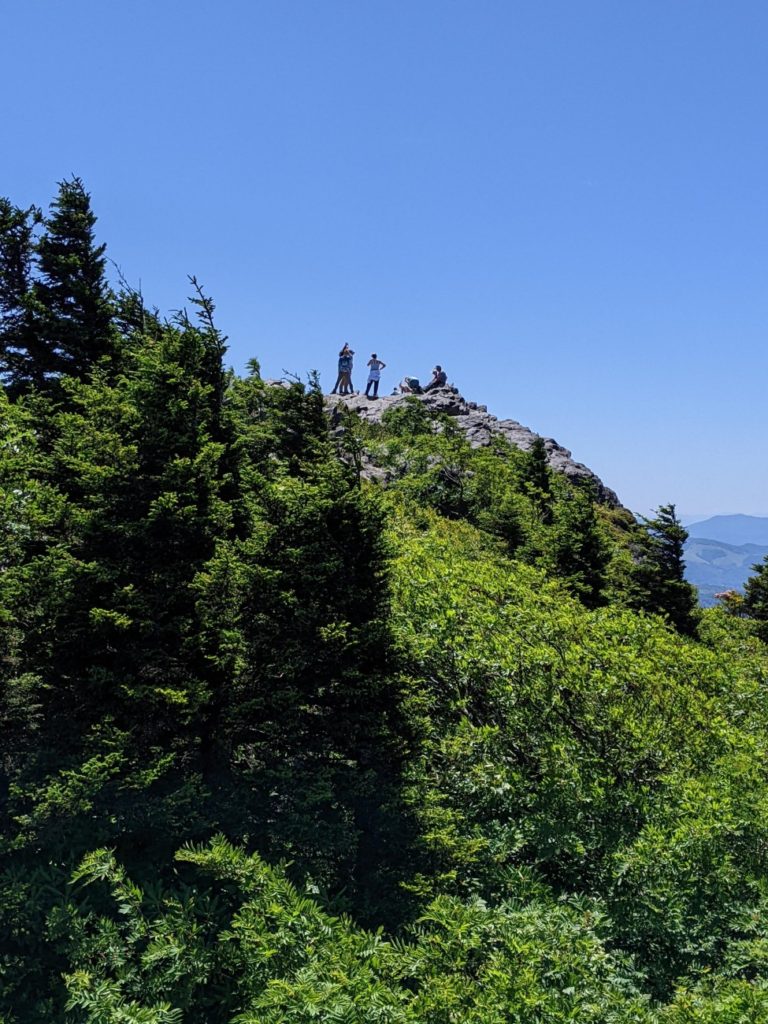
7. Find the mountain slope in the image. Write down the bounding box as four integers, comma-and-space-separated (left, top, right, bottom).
324, 385, 623, 506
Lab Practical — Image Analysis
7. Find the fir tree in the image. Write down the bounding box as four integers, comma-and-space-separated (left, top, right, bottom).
34, 177, 115, 382
549, 485, 609, 608
1, 179, 115, 394
631, 503, 699, 636
0, 199, 44, 393
520, 436, 553, 524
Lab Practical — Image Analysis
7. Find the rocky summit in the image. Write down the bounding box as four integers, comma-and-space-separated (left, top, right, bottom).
323, 385, 622, 507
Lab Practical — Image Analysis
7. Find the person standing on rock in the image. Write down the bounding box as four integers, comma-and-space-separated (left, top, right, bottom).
331, 344, 355, 395
365, 353, 386, 398
423, 365, 447, 392
342, 345, 356, 394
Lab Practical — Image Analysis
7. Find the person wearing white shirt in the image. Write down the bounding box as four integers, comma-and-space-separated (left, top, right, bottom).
365, 353, 386, 398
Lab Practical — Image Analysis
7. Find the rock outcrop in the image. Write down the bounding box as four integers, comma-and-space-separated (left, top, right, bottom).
324, 386, 622, 507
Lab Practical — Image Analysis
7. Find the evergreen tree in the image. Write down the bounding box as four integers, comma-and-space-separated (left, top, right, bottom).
548, 485, 609, 608
1, 180, 115, 395
520, 436, 553, 524
197, 367, 409, 913
0, 199, 44, 394
34, 177, 115, 380
631, 503, 699, 636
743, 553, 768, 641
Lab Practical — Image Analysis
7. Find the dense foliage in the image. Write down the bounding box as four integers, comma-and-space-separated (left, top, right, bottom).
744, 555, 768, 642
2, 182, 768, 1022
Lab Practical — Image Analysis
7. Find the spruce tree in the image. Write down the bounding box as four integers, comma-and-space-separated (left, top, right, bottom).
1, 180, 115, 394
0, 199, 45, 393
631, 503, 699, 636
549, 485, 609, 608
34, 177, 115, 381
520, 436, 553, 524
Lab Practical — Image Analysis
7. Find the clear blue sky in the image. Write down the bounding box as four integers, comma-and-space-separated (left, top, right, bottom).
3, 1, 767, 516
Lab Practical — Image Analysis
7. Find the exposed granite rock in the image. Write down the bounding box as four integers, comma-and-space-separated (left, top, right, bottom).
319, 386, 622, 507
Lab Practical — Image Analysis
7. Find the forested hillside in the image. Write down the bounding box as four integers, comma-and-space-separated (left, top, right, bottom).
3, 181, 768, 1023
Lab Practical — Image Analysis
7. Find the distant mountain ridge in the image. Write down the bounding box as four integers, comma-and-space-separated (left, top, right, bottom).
683, 516, 768, 607
684, 537, 768, 607
686, 514, 768, 547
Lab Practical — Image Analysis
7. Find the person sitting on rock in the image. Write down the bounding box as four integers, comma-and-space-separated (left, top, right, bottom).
365, 353, 386, 398
399, 375, 422, 394
331, 344, 355, 395
423, 365, 447, 391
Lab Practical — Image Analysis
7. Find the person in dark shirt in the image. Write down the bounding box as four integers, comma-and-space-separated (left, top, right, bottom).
423, 365, 447, 391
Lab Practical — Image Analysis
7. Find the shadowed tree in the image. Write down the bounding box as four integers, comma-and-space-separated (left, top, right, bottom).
520, 436, 553, 525
549, 485, 609, 608
0, 199, 44, 393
